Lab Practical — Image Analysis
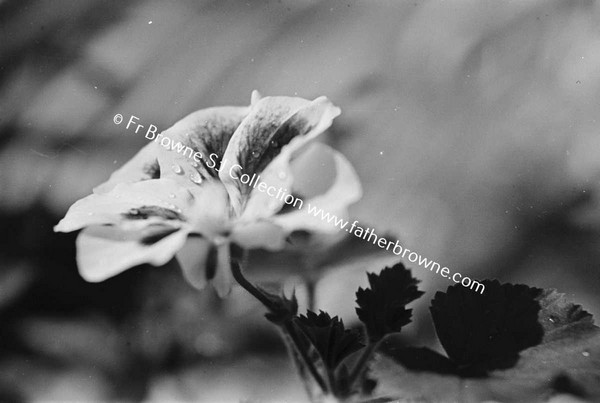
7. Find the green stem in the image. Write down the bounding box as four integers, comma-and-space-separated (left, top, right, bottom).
305, 276, 316, 312
284, 320, 329, 394
347, 341, 379, 391
229, 255, 329, 395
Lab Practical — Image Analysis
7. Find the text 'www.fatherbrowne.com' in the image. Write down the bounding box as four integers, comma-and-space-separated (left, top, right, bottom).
302, 208, 485, 294
113, 113, 485, 294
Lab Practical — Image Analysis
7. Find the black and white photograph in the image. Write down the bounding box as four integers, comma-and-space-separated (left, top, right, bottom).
1, 1, 600, 402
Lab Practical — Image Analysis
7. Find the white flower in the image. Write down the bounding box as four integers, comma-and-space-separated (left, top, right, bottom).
55, 92, 362, 296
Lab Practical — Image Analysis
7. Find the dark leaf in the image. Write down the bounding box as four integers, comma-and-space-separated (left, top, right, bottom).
429, 280, 543, 375
535, 288, 594, 342
373, 327, 600, 402
380, 346, 457, 375
355, 263, 424, 342
295, 310, 364, 370
259, 287, 298, 325
373, 283, 600, 402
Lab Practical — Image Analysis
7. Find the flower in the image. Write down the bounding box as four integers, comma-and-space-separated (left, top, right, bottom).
55, 92, 362, 296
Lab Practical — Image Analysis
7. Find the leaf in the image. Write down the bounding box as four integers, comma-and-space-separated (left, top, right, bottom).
259, 287, 299, 325
355, 263, 424, 342
378, 345, 456, 375
429, 280, 544, 375
373, 282, 600, 402
373, 328, 600, 402
535, 289, 595, 342
295, 310, 364, 371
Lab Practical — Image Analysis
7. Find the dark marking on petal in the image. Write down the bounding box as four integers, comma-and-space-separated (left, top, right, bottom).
276, 193, 303, 214
168, 107, 247, 178
237, 116, 313, 191
143, 160, 161, 179
140, 226, 179, 245
205, 245, 218, 280
123, 205, 184, 221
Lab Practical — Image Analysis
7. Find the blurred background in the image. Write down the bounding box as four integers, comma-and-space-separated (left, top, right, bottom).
1, 0, 600, 401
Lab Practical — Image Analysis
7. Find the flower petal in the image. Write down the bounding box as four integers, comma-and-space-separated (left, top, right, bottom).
272, 143, 362, 234
94, 142, 162, 193
184, 180, 231, 238
55, 179, 196, 233
76, 224, 190, 282
95, 106, 248, 193
176, 236, 212, 290
288, 141, 338, 200
240, 139, 340, 221
156, 106, 249, 185
212, 242, 233, 297
220, 95, 341, 214
237, 149, 294, 221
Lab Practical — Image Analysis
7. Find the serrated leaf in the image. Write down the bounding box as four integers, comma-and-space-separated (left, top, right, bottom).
257, 286, 298, 325
355, 263, 424, 342
429, 280, 543, 375
374, 282, 600, 402
373, 328, 600, 402
535, 288, 595, 342
295, 310, 364, 371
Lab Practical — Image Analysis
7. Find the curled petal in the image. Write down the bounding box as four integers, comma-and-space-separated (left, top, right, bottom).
76, 224, 190, 282
272, 143, 362, 234
156, 106, 249, 184
220, 95, 341, 214
95, 106, 248, 193
238, 149, 295, 221
288, 141, 339, 199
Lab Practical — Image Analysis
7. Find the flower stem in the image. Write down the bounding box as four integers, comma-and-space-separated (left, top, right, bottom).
229, 255, 329, 395
347, 341, 379, 391
284, 320, 329, 394
230, 259, 274, 309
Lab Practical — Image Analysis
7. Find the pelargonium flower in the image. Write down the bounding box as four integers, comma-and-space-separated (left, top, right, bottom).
55, 92, 362, 296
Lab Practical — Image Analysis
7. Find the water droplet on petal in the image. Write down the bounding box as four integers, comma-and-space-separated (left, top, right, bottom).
251, 151, 260, 158
189, 171, 203, 184
278, 171, 287, 180
582, 351, 590, 357
172, 164, 183, 175
169, 193, 176, 199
